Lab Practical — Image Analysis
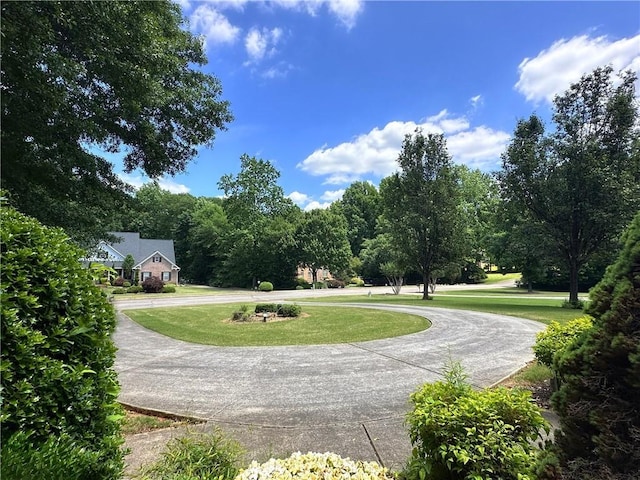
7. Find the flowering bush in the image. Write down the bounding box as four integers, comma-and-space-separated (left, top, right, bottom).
235, 452, 392, 480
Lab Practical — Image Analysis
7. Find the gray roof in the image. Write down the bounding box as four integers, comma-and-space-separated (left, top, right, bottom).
109, 232, 177, 266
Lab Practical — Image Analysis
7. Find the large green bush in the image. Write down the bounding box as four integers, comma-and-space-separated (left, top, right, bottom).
533, 316, 593, 367
550, 212, 640, 479
405, 363, 548, 480
0, 207, 124, 479
258, 281, 274, 292
142, 275, 165, 293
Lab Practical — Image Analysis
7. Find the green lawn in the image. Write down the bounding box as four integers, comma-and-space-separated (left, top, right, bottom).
297, 294, 587, 324
124, 304, 429, 346
478, 272, 522, 285
110, 285, 247, 299
433, 287, 584, 297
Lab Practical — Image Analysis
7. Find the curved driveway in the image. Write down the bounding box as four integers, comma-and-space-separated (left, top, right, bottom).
114, 298, 543, 428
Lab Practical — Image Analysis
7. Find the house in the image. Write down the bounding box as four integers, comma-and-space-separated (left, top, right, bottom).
84, 232, 180, 284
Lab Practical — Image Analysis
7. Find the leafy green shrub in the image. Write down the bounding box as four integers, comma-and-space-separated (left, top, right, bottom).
0, 207, 124, 479
231, 304, 251, 322
295, 285, 304, 290
551, 212, 640, 479
123, 281, 131, 288
255, 303, 278, 313
258, 281, 274, 292
138, 430, 241, 480
1, 431, 104, 480
237, 452, 392, 480
350, 277, 365, 287
127, 285, 143, 293
313, 281, 327, 289
533, 316, 593, 367
561, 298, 585, 309
278, 303, 302, 317
162, 285, 176, 293
295, 277, 312, 289
112, 287, 126, 294
142, 275, 165, 293
326, 278, 346, 288
113, 277, 125, 286
405, 363, 548, 480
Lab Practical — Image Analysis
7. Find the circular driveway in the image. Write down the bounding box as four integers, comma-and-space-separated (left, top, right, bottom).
114, 302, 544, 427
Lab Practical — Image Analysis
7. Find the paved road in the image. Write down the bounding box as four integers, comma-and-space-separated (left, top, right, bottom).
114, 290, 543, 469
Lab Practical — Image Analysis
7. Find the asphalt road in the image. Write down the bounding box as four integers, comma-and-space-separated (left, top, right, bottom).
114, 288, 544, 469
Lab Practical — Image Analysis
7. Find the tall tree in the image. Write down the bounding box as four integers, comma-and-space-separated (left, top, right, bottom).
380, 130, 464, 300
339, 181, 381, 257
498, 67, 640, 305
296, 208, 352, 285
1, 1, 232, 245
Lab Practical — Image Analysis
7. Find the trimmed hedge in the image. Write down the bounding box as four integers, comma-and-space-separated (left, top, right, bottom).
142, 276, 164, 293
162, 285, 176, 293
258, 281, 274, 292
533, 316, 593, 367
254, 303, 301, 317
0, 206, 124, 479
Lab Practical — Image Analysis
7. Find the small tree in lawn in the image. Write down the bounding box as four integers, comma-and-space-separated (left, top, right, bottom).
550, 212, 640, 479
122, 254, 134, 281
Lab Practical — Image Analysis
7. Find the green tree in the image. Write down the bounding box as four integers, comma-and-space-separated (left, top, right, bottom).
498, 67, 640, 305
360, 229, 411, 293
550, 212, 640, 479
1, 1, 232, 244
380, 130, 464, 300
339, 181, 381, 257
296, 208, 352, 285
122, 254, 135, 282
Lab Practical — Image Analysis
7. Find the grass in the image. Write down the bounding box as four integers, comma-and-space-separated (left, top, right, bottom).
124, 303, 429, 346
478, 272, 522, 285
110, 284, 247, 299
122, 411, 183, 435
508, 362, 554, 386
296, 294, 586, 324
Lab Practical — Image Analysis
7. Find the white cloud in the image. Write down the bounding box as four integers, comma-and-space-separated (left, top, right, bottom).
244, 27, 283, 64
304, 200, 332, 211
516, 34, 640, 104
119, 174, 191, 194
321, 189, 345, 202
327, 0, 364, 30
288, 191, 310, 205
469, 94, 483, 109
190, 5, 240, 47
298, 111, 510, 183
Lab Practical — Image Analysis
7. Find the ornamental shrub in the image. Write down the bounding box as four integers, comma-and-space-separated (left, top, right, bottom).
278, 304, 302, 317
123, 281, 131, 288
258, 281, 274, 292
295, 277, 312, 289
350, 277, 365, 287
236, 451, 392, 480
141, 275, 165, 293
0, 207, 124, 479
550, 212, 640, 479
162, 285, 176, 293
326, 278, 345, 288
112, 287, 126, 294
113, 277, 125, 286
405, 363, 548, 480
127, 285, 143, 293
533, 316, 594, 367
255, 303, 278, 313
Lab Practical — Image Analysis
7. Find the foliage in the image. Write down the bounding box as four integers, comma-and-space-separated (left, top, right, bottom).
122, 254, 135, 281
551, 212, 640, 479
405, 363, 548, 480
278, 304, 302, 317
112, 288, 126, 295
1, 1, 232, 244
338, 181, 382, 257
296, 207, 352, 285
350, 277, 365, 287
326, 279, 346, 288
0, 207, 124, 478
498, 66, 640, 304
533, 316, 594, 367
258, 281, 274, 292
295, 277, 312, 289
380, 130, 465, 300
137, 430, 242, 480
113, 277, 125, 287
1, 431, 104, 480
162, 285, 177, 293
236, 451, 392, 480
142, 276, 165, 293
255, 304, 279, 313
127, 285, 144, 294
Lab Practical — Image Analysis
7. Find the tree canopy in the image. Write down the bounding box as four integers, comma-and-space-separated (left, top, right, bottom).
498, 67, 639, 304
1, 1, 232, 244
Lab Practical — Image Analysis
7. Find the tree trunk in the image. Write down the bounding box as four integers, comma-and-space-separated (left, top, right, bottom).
422, 272, 431, 300
569, 257, 580, 305
311, 268, 318, 286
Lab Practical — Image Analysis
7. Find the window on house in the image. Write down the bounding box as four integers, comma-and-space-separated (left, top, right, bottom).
141, 272, 152, 281
152, 255, 162, 263
162, 272, 171, 282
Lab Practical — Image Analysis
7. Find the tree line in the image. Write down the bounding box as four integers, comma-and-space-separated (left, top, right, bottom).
2, 1, 638, 299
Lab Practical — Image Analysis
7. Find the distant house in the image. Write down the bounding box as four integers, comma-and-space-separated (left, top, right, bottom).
84, 232, 180, 284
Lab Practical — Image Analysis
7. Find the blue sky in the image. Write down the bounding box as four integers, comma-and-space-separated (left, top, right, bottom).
117, 1, 640, 210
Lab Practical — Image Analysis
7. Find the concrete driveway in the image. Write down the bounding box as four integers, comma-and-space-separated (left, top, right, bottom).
114, 293, 544, 469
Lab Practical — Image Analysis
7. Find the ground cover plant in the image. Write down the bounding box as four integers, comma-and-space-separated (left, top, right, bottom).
124, 304, 428, 346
